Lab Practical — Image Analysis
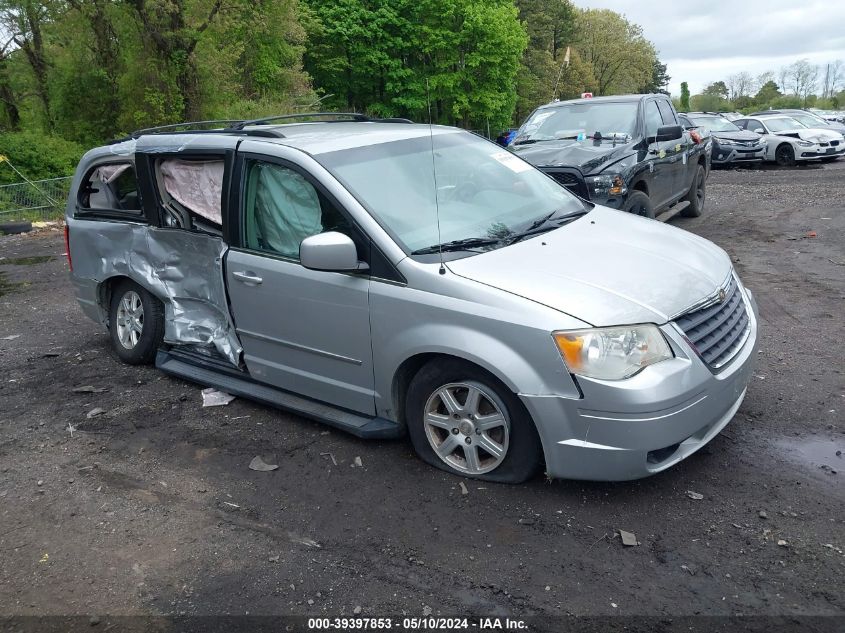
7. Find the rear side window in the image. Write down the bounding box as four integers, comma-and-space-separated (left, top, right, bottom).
78, 163, 142, 215
656, 100, 677, 125
645, 101, 662, 137
242, 160, 351, 260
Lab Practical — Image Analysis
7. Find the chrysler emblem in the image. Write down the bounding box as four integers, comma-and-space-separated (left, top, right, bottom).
718, 288, 726, 303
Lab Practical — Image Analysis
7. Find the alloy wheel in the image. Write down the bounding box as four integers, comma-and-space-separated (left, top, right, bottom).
423, 382, 510, 475
115, 290, 144, 350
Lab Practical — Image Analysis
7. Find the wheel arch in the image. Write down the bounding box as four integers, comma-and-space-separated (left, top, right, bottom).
98, 274, 166, 320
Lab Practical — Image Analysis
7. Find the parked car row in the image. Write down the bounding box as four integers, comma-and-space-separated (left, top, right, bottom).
678, 109, 845, 167
510, 94, 710, 220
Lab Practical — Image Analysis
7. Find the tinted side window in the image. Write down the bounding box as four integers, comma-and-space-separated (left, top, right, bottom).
78, 163, 141, 213
748, 119, 764, 132
656, 100, 677, 125
243, 161, 351, 260
734, 120, 747, 129
645, 101, 662, 138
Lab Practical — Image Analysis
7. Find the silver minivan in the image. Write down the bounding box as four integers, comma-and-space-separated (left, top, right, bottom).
66, 116, 758, 483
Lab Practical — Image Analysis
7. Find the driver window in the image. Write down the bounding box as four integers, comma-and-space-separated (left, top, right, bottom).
645, 101, 662, 138
243, 161, 350, 260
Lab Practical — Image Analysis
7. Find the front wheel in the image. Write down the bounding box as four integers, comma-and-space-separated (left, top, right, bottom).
775, 143, 796, 167
406, 359, 542, 483
680, 164, 706, 218
622, 190, 655, 219
108, 280, 165, 365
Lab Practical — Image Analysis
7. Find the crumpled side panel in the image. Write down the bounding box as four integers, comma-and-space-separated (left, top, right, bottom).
71, 222, 242, 366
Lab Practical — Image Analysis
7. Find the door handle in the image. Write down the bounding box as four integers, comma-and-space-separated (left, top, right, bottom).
232, 271, 263, 285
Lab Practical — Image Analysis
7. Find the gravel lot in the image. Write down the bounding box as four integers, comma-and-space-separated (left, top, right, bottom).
0, 162, 843, 631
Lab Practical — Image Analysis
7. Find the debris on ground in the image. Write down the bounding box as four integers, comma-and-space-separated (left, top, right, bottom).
686, 490, 704, 500
758, 510, 768, 519
778, 540, 788, 547
66, 423, 76, 437
201, 387, 235, 407
72, 385, 107, 394
353, 606, 362, 615
681, 564, 695, 576
806, 231, 817, 238
422, 605, 432, 617
1, 334, 21, 340
248, 456, 278, 472
353, 456, 363, 468
458, 482, 468, 495
319, 452, 338, 466
518, 517, 535, 525
288, 533, 320, 548
268, 555, 280, 563
86, 407, 105, 419
619, 530, 639, 546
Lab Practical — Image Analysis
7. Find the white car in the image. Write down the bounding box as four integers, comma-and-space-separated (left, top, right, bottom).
733, 115, 845, 165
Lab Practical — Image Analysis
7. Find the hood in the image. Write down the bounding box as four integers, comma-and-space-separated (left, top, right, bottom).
510, 139, 635, 175
446, 206, 731, 326
712, 130, 762, 142
774, 127, 843, 143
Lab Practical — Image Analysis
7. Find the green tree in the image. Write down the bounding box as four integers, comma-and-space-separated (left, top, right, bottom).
753, 80, 781, 108
304, 0, 527, 132
679, 81, 690, 111
573, 8, 656, 95
703, 81, 729, 99
639, 58, 670, 94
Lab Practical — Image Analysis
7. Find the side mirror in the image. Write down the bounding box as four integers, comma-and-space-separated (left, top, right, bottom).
300, 232, 369, 273
753, 128, 765, 134
655, 124, 683, 142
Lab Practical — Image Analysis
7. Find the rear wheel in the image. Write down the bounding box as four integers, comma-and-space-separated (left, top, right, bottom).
680, 165, 706, 218
406, 359, 542, 483
622, 190, 655, 219
108, 280, 165, 365
775, 143, 796, 167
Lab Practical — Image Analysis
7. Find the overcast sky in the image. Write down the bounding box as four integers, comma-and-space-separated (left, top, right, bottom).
574, 0, 845, 97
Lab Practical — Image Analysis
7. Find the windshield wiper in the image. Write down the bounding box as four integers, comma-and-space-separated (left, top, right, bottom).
511, 137, 562, 146
410, 237, 502, 255
504, 209, 588, 245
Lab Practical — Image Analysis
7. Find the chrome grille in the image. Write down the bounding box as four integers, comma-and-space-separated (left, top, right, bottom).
675, 276, 750, 371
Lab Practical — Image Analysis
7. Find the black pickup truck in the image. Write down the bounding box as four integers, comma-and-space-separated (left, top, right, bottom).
510, 94, 711, 219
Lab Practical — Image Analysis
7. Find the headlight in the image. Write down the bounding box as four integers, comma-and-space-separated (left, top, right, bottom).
795, 140, 814, 147
716, 137, 737, 146
585, 173, 627, 197
553, 325, 673, 380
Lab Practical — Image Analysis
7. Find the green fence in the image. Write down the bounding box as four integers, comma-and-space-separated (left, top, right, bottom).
0, 176, 72, 222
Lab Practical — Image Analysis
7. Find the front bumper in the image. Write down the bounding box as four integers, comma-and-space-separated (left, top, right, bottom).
712, 143, 766, 164
799, 145, 845, 159
521, 286, 760, 481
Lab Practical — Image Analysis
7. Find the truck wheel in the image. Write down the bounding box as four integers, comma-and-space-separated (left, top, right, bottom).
775, 144, 796, 167
680, 165, 706, 218
406, 359, 543, 483
108, 280, 165, 365
622, 191, 655, 219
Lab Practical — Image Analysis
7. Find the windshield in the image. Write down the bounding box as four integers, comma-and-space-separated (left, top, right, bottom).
689, 116, 740, 133
764, 117, 806, 132
317, 131, 585, 257
787, 112, 825, 127
514, 102, 638, 143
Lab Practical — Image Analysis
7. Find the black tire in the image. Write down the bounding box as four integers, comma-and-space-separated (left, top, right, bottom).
0, 221, 32, 235
680, 164, 706, 218
622, 190, 655, 219
775, 143, 796, 167
405, 358, 543, 483
108, 280, 165, 365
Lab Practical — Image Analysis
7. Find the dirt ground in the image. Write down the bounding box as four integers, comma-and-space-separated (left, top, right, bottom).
0, 161, 843, 631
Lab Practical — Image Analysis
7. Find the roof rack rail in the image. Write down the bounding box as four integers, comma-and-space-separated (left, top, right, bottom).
230, 112, 413, 130
128, 119, 247, 139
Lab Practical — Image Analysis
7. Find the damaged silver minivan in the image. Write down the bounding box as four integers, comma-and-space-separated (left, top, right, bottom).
66, 115, 759, 483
